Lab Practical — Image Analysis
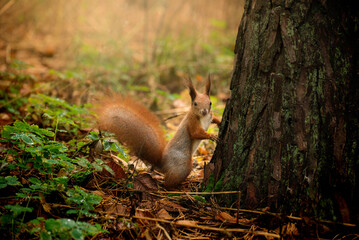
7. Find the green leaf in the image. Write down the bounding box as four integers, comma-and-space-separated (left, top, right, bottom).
5, 176, 21, 186
66, 209, 78, 215
45, 218, 61, 231
76, 157, 90, 167
29, 218, 41, 225
103, 165, 115, 176
87, 131, 99, 141
103, 139, 111, 151
71, 228, 84, 240
111, 142, 127, 160
29, 177, 42, 185
10, 59, 31, 70
58, 218, 76, 228
29, 134, 43, 144
16, 193, 28, 198
40, 230, 52, 240
21, 133, 34, 145
193, 195, 206, 203
5, 204, 33, 216
92, 162, 103, 172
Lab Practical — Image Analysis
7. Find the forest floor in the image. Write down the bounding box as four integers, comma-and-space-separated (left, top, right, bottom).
0, 37, 285, 240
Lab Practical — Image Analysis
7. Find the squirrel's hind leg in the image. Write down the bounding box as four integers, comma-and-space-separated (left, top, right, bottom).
163, 160, 192, 189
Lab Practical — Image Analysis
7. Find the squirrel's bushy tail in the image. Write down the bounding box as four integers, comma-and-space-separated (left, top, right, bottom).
95, 96, 166, 167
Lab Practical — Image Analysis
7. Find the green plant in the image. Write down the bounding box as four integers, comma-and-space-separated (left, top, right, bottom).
28, 217, 105, 240
66, 186, 102, 219
27, 94, 91, 139
1, 120, 75, 174
42, 218, 104, 240
0, 175, 21, 189
0, 119, 109, 238
1, 204, 34, 234
0, 60, 35, 116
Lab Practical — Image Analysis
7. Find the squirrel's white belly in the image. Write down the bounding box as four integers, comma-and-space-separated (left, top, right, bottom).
192, 113, 212, 154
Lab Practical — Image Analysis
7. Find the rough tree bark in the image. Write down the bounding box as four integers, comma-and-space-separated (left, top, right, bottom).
204, 0, 358, 223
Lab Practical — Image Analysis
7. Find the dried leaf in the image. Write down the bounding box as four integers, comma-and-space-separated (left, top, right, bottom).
111, 154, 128, 168
136, 210, 156, 226
57, 168, 67, 177
159, 199, 187, 212
90, 190, 107, 198
216, 211, 237, 223
275, 223, 299, 237
6, 154, 14, 162
103, 203, 128, 218
134, 173, 158, 191
197, 147, 209, 155
176, 220, 198, 227
39, 193, 51, 213
102, 157, 126, 180
157, 208, 173, 220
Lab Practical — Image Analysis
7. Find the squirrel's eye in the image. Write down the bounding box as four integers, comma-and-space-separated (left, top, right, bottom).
194, 102, 197, 106
210, 102, 212, 106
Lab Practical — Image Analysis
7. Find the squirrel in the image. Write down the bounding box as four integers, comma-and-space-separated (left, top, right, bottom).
96, 76, 221, 188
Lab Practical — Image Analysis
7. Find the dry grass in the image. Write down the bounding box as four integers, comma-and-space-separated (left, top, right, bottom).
1, 0, 244, 102
0, 0, 243, 66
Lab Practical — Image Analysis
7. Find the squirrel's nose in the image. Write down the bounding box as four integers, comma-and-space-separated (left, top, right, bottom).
201, 109, 208, 116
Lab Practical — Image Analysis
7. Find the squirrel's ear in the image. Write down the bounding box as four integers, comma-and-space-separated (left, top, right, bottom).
205, 75, 211, 96
186, 77, 197, 101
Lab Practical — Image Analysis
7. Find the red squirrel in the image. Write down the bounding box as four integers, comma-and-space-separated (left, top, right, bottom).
96, 76, 221, 188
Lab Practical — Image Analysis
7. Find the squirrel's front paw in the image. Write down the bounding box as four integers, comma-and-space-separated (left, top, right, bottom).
209, 134, 218, 142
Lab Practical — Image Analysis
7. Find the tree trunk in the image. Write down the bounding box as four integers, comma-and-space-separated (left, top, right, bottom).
204, 0, 359, 223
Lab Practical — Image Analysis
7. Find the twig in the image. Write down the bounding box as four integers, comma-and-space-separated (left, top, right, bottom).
236, 191, 241, 224
114, 188, 241, 196
221, 207, 357, 228
157, 223, 172, 240
0, 0, 15, 16
100, 212, 281, 238
155, 190, 241, 195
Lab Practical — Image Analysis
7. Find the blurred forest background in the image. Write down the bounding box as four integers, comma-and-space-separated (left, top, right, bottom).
0, 0, 244, 106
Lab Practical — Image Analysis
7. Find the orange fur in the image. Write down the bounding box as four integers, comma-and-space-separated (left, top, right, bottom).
95, 95, 166, 166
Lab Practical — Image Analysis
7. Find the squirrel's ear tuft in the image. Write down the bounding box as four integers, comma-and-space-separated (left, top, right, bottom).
186, 77, 197, 101
205, 75, 211, 96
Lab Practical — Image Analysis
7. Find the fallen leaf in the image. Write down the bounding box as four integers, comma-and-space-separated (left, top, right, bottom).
90, 190, 107, 198
197, 147, 209, 155
157, 208, 173, 220
274, 223, 299, 237
111, 154, 128, 168
159, 199, 187, 212
102, 157, 126, 180
216, 211, 237, 223
39, 193, 51, 213
136, 209, 156, 225
103, 203, 128, 218
6, 154, 14, 162
134, 173, 158, 192
176, 220, 198, 227
57, 168, 67, 177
